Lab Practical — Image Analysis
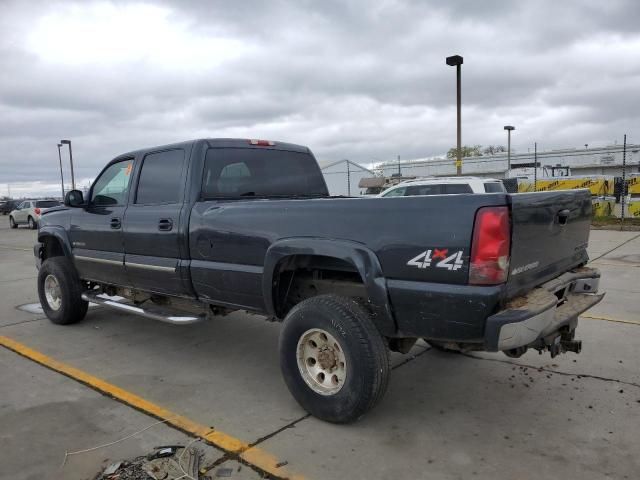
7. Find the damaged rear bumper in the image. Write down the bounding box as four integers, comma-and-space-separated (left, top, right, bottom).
484, 267, 604, 353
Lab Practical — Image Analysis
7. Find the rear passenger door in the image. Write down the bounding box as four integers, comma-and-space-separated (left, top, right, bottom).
123, 148, 190, 296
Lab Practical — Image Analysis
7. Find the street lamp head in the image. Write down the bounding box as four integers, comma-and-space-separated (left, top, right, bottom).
504, 125, 515, 131
60, 139, 71, 145
446, 55, 463, 66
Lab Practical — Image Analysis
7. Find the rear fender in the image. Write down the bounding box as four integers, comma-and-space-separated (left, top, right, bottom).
263, 238, 396, 335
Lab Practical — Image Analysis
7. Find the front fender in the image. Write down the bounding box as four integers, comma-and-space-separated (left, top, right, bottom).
37, 225, 74, 259
263, 237, 396, 336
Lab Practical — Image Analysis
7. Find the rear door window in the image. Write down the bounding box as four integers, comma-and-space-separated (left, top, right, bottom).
405, 184, 443, 196
443, 184, 473, 194
135, 149, 185, 204
484, 182, 506, 193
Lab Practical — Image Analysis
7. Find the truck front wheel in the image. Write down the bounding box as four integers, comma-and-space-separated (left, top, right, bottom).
279, 294, 390, 423
37, 257, 88, 325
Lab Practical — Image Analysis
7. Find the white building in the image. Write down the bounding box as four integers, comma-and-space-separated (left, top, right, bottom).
378, 144, 640, 179
320, 159, 374, 196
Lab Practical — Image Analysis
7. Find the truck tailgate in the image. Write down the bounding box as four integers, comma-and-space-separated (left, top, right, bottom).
506, 189, 591, 298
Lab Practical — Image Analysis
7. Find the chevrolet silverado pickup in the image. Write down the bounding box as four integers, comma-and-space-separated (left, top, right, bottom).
34, 138, 604, 423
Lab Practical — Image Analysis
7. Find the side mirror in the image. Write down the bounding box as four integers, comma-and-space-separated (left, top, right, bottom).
64, 189, 84, 207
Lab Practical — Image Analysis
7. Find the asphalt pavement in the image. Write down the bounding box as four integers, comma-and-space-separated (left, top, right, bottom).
0, 221, 638, 480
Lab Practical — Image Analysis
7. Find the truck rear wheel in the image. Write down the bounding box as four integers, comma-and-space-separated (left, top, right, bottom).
279, 294, 390, 423
37, 257, 88, 325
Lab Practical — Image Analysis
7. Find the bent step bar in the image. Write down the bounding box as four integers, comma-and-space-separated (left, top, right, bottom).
81, 291, 206, 325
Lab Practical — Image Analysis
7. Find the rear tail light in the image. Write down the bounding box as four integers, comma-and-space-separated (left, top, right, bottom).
249, 139, 275, 146
34, 208, 41, 215
469, 206, 511, 285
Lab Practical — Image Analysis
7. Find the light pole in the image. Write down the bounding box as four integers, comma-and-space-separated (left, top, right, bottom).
60, 139, 75, 190
56, 143, 65, 199
504, 125, 515, 174
446, 55, 464, 175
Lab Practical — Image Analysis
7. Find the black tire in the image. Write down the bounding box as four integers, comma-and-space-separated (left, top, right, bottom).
28, 216, 37, 229
9, 216, 17, 229
37, 257, 88, 325
279, 294, 390, 423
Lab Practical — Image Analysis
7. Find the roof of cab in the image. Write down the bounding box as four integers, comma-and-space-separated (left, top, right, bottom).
115, 138, 310, 160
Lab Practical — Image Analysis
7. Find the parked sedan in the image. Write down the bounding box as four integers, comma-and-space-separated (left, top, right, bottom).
9, 200, 61, 229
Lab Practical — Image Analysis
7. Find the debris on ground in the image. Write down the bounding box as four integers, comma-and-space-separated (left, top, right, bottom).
97, 446, 204, 480
214, 467, 233, 477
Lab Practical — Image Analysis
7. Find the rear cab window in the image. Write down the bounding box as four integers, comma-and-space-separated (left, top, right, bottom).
201, 148, 328, 198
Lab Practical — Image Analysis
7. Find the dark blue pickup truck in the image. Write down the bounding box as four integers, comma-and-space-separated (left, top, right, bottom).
34, 138, 603, 423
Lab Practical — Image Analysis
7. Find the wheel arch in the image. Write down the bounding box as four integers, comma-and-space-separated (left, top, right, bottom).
37, 226, 73, 261
263, 238, 396, 335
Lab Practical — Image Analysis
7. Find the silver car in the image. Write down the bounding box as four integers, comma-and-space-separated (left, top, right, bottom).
9, 200, 61, 229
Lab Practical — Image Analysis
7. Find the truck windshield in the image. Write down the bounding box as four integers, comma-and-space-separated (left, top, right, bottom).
202, 148, 328, 198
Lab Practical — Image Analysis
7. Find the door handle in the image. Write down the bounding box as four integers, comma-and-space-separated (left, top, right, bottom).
110, 217, 121, 229
557, 209, 570, 225
158, 218, 173, 231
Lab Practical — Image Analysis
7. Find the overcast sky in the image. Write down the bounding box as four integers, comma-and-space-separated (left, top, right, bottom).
1, 0, 639, 197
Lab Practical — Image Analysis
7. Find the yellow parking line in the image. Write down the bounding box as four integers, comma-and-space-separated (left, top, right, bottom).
0, 335, 305, 480
582, 314, 640, 326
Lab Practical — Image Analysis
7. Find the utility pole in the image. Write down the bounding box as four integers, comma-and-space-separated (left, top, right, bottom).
397, 155, 401, 176
60, 140, 75, 189
346, 160, 351, 196
57, 143, 65, 199
446, 55, 464, 175
534, 142, 538, 192
621, 134, 627, 230
504, 126, 515, 175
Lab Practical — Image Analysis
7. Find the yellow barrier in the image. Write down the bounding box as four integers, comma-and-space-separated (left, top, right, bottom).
628, 199, 640, 218
517, 176, 614, 196
592, 196, 615, 217
628, 175, 640, 195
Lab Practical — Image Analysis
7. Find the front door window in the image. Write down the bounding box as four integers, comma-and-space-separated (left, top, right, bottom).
91, 159, 134, 206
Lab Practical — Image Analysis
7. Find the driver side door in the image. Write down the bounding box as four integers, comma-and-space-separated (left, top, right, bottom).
69, 157, 135, 286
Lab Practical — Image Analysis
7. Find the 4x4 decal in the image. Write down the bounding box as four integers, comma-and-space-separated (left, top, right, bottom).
407, 249, 464, 271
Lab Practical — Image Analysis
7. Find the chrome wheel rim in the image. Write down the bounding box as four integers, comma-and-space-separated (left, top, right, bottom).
29, 218, 34, 228
44, 274, 62, 311
296, 328, 347, 396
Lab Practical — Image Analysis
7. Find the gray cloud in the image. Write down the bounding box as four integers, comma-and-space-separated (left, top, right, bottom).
1, 0, 639, 196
